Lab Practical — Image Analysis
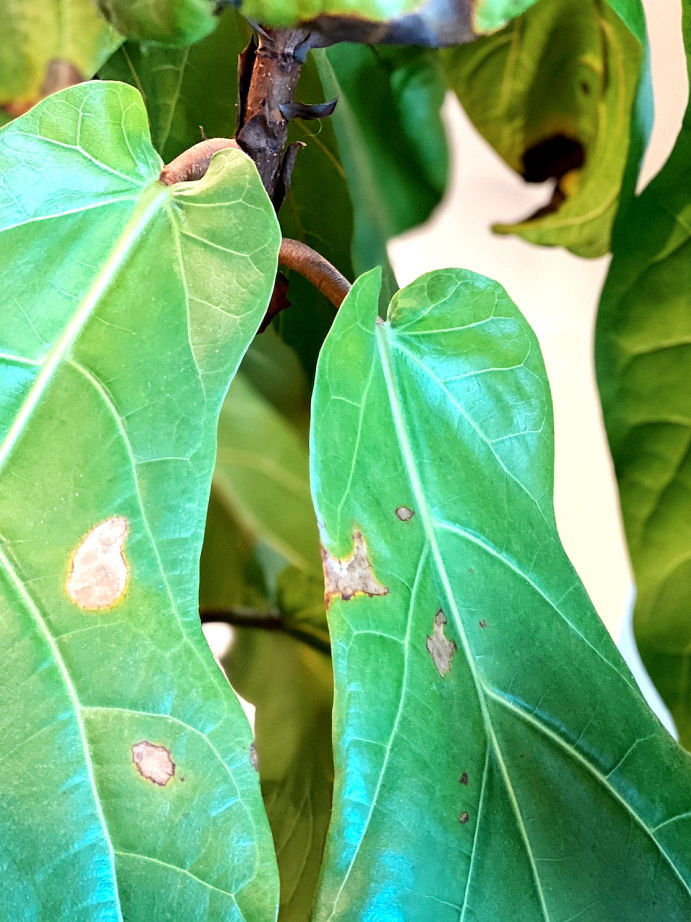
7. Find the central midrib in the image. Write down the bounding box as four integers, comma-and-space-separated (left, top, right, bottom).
0, 179, 168, 477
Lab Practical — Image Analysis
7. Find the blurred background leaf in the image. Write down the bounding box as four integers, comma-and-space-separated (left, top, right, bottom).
1, 0, 121, 119
443, 0, 644, 257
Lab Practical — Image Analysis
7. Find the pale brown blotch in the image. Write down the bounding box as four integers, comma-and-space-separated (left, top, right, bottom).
132, 741, 175, 786
426, 610, 457, 677
322, 529, 389, 608
67, 516, 129, 610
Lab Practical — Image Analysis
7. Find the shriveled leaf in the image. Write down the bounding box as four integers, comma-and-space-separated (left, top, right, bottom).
443, 0, 644, 257
99, 6, 250, 162
97, 0, 219, 46
310, 266, 691, 921
1, 0, 121, 118
224, 629, 333, 922
596, 2, 691, 748
0, 82, 281, 919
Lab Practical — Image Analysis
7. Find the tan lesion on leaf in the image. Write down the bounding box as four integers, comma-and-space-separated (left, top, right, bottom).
67, 516, 129, 610
426, 610, 457, 677
321, 529, 389, 608
132, 741, 176, 786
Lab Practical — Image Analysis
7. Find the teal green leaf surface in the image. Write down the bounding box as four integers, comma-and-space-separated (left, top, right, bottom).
1, 0, 122, 118
596, 2, 691, 748
97, 0, 218, 47
0, 82, 281, 919
443, 0, 645, 257
310, 266, 691, 921
98, 7, 250, 163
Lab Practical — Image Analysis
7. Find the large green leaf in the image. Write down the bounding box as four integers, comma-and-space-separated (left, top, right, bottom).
1, 0, 121, 118
310, 266, 691, 921
596, 2, 691, 747
98, 7, 251, 163
96, 0, 219, 47
0, 82, 281, 919
443, 0, 645, 257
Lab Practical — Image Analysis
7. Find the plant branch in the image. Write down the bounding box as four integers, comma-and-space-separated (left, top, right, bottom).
200, 606, 331, 655
279, 238, 351, 308
159, 138, 240, 185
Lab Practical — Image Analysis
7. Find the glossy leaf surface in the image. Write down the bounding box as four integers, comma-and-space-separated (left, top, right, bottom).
444, 0, 644, 257
310, 266, 691, 921
0, 82, 281, 920
597, 2, 691, 748
1, 0, 121, 118
97, 0, 218, 47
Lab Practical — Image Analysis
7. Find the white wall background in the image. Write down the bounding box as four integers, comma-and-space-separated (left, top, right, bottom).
389, 0, 688, 641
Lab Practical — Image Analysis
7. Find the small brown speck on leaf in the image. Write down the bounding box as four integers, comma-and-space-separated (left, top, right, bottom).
479, 620, 487, 629
322, 530, 389, 608
132, 741, 175, 786
395, 506, 415, 522
67, 516, 129, 610
249, 742, 259, 771
460, 772, 468, 785
460, 812, 469, 825
426, 610, 457, 677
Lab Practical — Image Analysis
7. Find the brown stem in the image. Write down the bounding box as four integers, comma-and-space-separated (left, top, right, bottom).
159, 138, 240, 185
279, 238, 351, 308
200, 606, 331, 655
236, 29, 322, 200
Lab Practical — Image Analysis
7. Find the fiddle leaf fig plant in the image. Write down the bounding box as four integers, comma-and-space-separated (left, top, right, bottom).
2, 0, 691, 920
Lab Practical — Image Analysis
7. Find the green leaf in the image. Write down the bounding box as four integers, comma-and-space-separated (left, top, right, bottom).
211, 373, 321, 579
237, 0, 426, 31
223, 629, 333, 922
315, 44, 448, 302
1, 0, 122, 117
196, 371, 331, 922
443, 0, 644, 257
98, 7, 251, 163
96, 0, 218, 46
0, 82, 281, 918
276, 53, 355, 382
596, 3, 691, 748
310, 266, 691, 921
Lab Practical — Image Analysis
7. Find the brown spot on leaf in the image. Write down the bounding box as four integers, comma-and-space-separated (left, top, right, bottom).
460, 812, 469, 825
479, 620, 487, 629
132, 741, 175, 786
67, 516, 129, 610
322, 530, 389, 608
460, 772, 468, 785
249, 742, 259, 771
395, 506, 415, 522
426, 610, 456, 677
